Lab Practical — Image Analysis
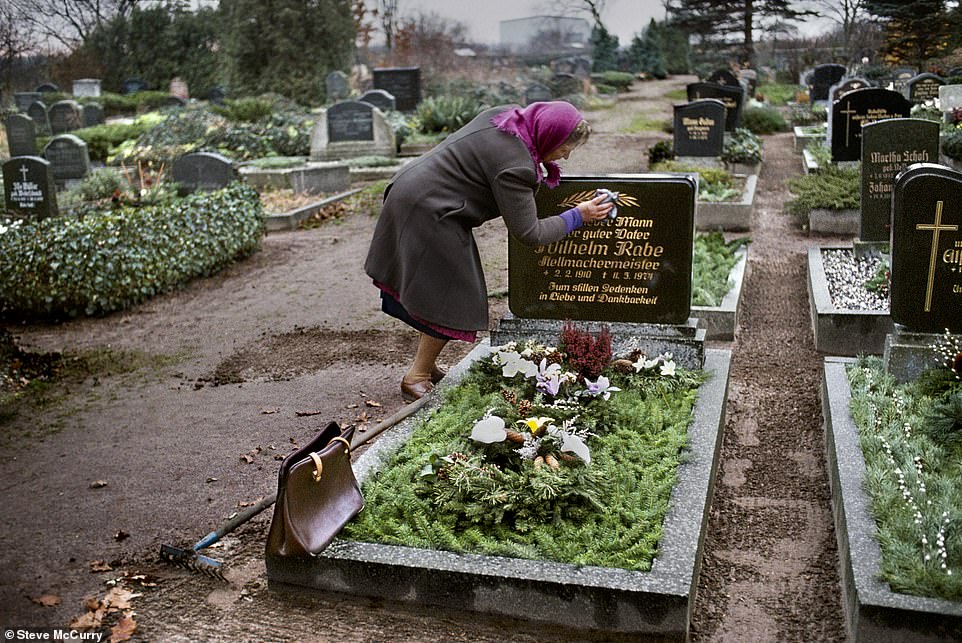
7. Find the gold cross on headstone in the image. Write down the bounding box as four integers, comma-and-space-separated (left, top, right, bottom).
19, 165, 29, 182
838, 101, 857, 146
916, 200, 958, 312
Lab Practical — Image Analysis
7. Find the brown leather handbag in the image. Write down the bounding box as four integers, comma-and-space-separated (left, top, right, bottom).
265, 421, 363, 558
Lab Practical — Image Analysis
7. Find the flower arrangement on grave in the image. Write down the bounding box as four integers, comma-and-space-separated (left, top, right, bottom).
344, 323, 707, 570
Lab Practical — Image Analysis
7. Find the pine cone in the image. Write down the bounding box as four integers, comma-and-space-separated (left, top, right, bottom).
544, 453, 561, 469
612, 358, 634, 373
548, 351, 565, 364
517, 399, 532, 417
533, 456, 545, 469
505, 430, 526, 444
501, 388, 517, 405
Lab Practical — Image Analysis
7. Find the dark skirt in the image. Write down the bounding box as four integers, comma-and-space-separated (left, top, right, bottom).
374, 282, 478, 343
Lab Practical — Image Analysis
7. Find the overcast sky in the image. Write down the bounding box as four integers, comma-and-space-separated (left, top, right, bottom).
405, 0, 667, 46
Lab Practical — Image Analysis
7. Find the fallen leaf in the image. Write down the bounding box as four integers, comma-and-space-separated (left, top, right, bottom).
69, 608, 104, 630
346, 403, 359, 409
31, 594, 61, 607
103, 587, 140, 611
205, 477, 218, 483
355, 411, 370, 424
90, 480, 108, 489
110, 615, 137, 642
294, 409, 324, 417
240, 454, 254, 464
89, 560, 113, 572
114, 531, 130, 542
83, 596, 102, 611
365, 400, 382, 408
260, 407, 279, 414
273, 454, 284, 460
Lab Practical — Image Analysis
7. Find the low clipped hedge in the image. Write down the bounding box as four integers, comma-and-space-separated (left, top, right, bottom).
0, 183, 265, 318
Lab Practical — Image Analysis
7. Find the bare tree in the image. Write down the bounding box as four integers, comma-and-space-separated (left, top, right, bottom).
0, 2, 34, 92
377, 0, 399, 50
540, 0, 612, 29
805, 0, 868, 58
10, 0, 139, 49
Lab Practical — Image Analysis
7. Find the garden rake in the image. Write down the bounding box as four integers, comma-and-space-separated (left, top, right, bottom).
159, 394, 430, 581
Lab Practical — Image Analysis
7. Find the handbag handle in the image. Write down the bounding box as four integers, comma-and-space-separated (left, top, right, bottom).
309, 436, 352, 482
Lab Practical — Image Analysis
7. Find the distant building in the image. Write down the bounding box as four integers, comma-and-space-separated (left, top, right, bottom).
499, 16, 592, 53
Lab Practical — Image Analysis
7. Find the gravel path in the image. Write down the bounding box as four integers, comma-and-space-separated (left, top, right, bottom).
3, 79, 854, 641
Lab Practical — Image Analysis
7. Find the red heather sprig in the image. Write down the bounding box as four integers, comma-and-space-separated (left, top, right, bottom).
559, 321, 612, 380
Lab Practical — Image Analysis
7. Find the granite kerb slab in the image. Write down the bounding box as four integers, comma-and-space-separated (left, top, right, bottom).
807, 247, 893, 356
809, 207, 860, 236
696, 173, 756, 232
238, 161, 350, 194
266, 341, 731, 640
692, 246, 747, 341
264, 187, 363, 231
822, 358, 962, 641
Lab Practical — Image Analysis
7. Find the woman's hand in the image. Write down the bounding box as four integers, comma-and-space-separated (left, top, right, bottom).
577, 194, 615, 222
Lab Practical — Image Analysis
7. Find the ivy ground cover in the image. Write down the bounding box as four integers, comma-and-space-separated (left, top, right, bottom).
343, 326, 707, 571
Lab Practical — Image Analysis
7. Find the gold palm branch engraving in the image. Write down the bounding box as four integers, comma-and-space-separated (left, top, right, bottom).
557, 190, 640, 210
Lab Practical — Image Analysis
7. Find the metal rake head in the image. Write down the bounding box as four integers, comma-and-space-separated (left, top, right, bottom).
159, 544, 228, 582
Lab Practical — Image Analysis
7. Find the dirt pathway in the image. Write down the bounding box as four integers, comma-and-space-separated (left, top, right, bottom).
2, 80, 852, 641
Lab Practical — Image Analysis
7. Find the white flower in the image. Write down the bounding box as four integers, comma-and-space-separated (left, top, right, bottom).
660, 360, 676, 377
583, 375, 621, 400
497, 350, 538, 378
560, 433, 591, 465
470, 415, 507, 443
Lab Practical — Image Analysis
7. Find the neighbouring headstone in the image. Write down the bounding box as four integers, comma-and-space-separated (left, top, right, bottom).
828, 87, 912, 162
48, 100, 84, 134
310, 100, 395, 161
940, 84, 962, 120
171, 152, 237, 193
121, 78, 148, 95
43, 134, 91, 185
326, 71, 350, 100
358, 89, 395, 113
372, 66, 421, 111
36, 82, 59, 94
169, 77, 189, 100
207, 85, 228, 104
707, 69, 740, 87
883, 166, 962, 383
810, 63, 847, 102
508, 174, 698, 325
524, 83, 553, 105
904, 73, 945, 104
5, 114, 37, 157
859, 119, 941, 244
26, 101, 50, 135
551, 72, 583, 97
949, 66, 962, 79
672, 99, 726, 157
2, 156, 58, 218
891, 67, 917, 93
739, 68, 758, 96
14, 92, 42, 112
829, 77, 870, 102
686, 82, 744, 130
72, 78, 101, 98
164, 95, 187, 108
82, 102, 105, 128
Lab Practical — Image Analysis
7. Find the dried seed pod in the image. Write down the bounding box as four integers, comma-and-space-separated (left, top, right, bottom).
500, 388, 517, 405
557, 453, 578, 462
517, 400, 532, 417
611, 358, 634, 373
544, 453, 560, 469
548, 351, 565, 364
505, 430, 526, 444
534, 456, 544, 469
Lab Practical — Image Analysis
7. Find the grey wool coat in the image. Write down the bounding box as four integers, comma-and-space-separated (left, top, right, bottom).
364, 105, 572, 332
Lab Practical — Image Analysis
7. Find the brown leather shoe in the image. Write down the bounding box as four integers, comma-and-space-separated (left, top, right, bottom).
401, 378, 433, 402
430, 366, 447, 384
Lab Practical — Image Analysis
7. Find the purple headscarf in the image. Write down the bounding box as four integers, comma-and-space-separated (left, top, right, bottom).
490, 101, 583, 188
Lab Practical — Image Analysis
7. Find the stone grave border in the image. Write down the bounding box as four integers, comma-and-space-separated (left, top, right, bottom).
794, 124, 826, 153
264, 187, 363, 232
807, 247, 893, 356
267, 341, 731, 641
238, 161, 350, 194
695, 173, 757, 232
809, 207, 859, 235
822, 358, 962, 640
692, 246, 747, 341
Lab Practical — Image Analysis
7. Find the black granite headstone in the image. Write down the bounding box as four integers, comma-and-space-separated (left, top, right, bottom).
358, 90, 395, 113
829, 77, 870, 102
326, 101, 374, 142
673, 99, 726, 157
14, 92, 42, 112
171, 152, 237, 193
82, 103, 105, 128
43, 135, 91, 182
372, 66, 421, 111
829, 88, 912, 162
121, 78, 148, 95
48, 100, 83, 134
326, 71, 350, 100
508, 174, 697, 324
36, 82, 59, 94
891, 67, 917, 93
2, 156, 59, 218
860, 119, 940, 242
890, 164, 962, 333
707, 69, 740, 87
207, 85, 228, 104
811, 64, 847, 101
686, 82, 744, 130
26, 101, 50, 135
905, 73, 945, 103
5, 114, 37, 157
524, 83, 553, 105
